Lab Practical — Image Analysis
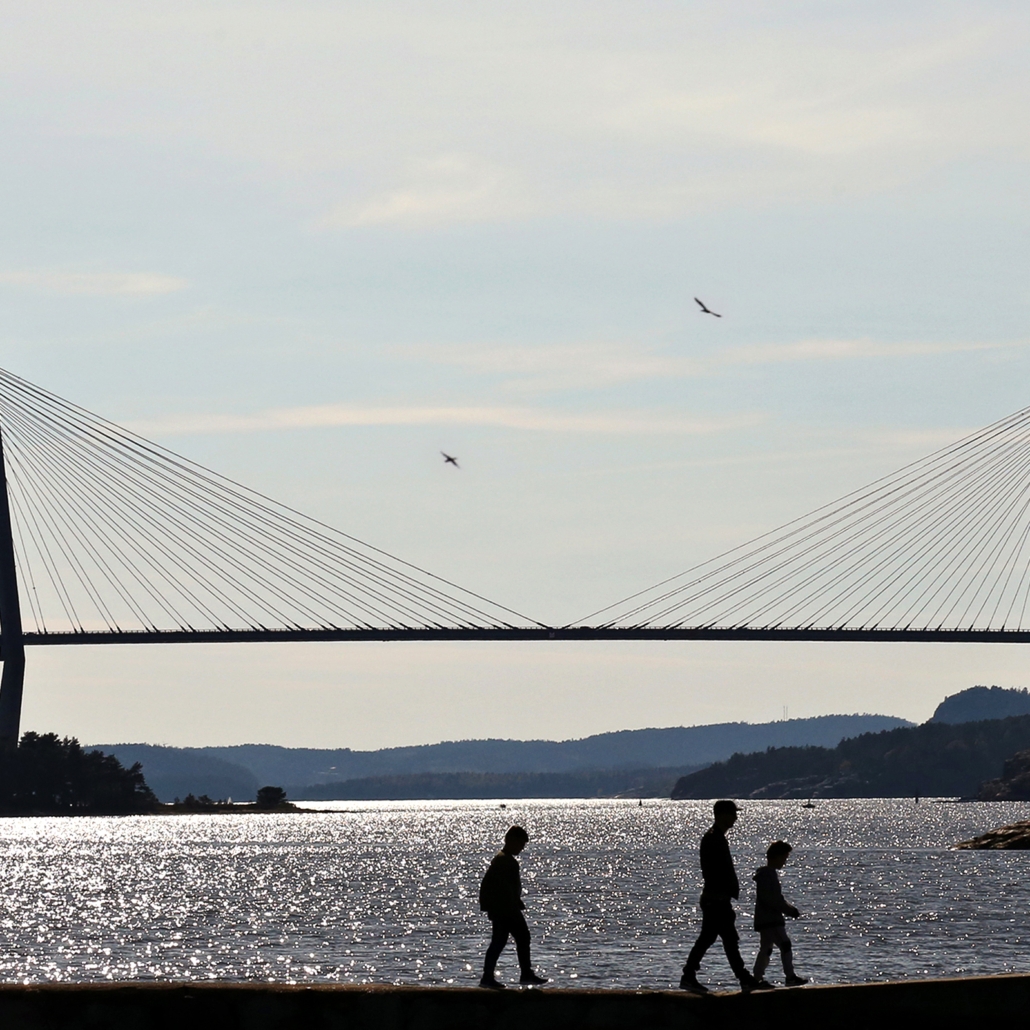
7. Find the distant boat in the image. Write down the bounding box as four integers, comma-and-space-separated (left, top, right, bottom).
802, 801, 816, 809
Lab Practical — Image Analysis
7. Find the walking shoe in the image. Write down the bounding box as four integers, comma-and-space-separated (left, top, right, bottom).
519, 971, 548, 985
679, 972, 709, 994
478, 976, 506, 989
784, 975, 809, 987
740, 974, 772, 993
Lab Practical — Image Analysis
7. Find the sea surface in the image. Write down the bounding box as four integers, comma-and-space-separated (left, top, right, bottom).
0, 798, 1027, 989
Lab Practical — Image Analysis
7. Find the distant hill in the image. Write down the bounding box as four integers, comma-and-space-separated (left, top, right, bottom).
931, 685, 1030, 724
292, 766, 701, 801
670, 714, 1030, 800
85, 744, 258, 803
202, 715, 912, 784
93, 713, 910, 801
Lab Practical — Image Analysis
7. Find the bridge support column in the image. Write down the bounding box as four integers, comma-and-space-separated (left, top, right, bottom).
0, 426, 24, 748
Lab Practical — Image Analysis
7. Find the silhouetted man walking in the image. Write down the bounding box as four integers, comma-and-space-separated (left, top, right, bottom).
680, 800, 764, 994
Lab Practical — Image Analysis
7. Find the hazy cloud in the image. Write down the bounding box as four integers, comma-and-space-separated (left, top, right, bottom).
129, 404, 759, 437
0, 271, 188, 296
322, 155, 535, 228
403, 338, 1015, 391
4, 6, 1025, 226
717, 338, 1009, 366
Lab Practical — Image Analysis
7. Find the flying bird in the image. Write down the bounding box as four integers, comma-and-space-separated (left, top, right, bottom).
694, 297, 722, 318
441, 451, 460, 468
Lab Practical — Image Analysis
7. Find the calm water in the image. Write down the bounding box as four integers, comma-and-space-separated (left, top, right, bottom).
0, 799, 1027, 989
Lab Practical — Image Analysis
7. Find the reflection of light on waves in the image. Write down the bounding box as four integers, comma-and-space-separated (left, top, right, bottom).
0, 799, 1026, 986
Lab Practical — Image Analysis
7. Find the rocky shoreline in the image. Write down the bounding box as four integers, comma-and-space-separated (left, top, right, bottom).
955, 820, 1030, 849
977, 749, 1030, 800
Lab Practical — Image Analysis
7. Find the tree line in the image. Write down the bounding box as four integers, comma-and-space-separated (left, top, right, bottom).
671, 714, 1030, 799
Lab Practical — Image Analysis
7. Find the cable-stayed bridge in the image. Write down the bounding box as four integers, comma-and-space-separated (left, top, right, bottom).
0, 367, 1028, 742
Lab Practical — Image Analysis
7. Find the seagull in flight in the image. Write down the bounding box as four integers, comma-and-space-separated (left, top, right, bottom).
441, 451, 460, 468
694, 297, 722, 318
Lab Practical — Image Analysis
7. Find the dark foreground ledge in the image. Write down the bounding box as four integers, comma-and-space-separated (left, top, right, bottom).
0, 975, 1027, 1030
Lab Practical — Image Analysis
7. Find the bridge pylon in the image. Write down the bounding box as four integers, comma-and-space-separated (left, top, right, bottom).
0, 425, 24, 746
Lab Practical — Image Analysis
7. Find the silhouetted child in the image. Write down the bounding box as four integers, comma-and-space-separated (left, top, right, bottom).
752, 841, 807, 987
478, 825, 547, 988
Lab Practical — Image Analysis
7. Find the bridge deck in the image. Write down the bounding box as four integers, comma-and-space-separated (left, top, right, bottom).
14, 626, 1030, 644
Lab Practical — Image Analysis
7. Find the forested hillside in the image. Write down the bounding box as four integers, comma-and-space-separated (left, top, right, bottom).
293, 766, 700, 801
930, 685, 1030, 724
671, 715, 1030, 799
94, 713, 909, 800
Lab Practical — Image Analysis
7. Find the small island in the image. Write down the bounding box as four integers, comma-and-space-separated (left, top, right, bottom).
955, 821, 1030, 849
163, 785, 299, 813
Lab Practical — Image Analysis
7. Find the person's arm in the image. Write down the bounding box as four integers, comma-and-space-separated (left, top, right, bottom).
783, 891, 801, 919
756, 869, 799, 917
516, 864, 525, 910
775, 871, 800, 917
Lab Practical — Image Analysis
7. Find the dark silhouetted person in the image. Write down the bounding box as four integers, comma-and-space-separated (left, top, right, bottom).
681, 800, 765, 994
478, 826, 547, 988
753, 841, 807, 987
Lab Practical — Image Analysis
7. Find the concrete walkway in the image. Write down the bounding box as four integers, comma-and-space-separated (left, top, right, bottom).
0, 973, 1025, 1029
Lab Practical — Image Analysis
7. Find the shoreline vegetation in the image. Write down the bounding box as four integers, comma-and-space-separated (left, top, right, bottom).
0, 732, 157, 816
671, 713, 1030, 801
0, 737, 301, 817
290, 766, 702, 801
159, 785, 300, 814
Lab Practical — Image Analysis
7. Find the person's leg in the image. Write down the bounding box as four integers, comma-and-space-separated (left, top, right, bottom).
714, 907, 748, 981
776, 929, 796, 978
753, 929, 774, 981
509, 911, 533, 974
684, 905, 720, 975
483, 918, 510, 979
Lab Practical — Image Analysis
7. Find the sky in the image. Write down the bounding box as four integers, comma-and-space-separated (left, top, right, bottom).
2, 1, 1030, 747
